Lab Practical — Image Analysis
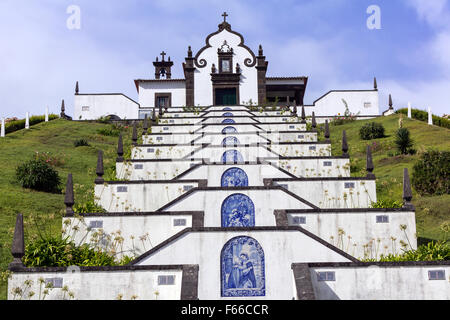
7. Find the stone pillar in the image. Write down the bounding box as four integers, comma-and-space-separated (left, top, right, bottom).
428, 107, 433, 125
64, 173, 74, 214
117, 134, 124, 162
9, 213, 25, 269
1, 118, 5, 137
25, 112, 29, 129
45, 107, 49, 122
366, 145, 375, 178
407, 102, 412, 119
95, 150, 104, 184
402, 168, 414, 210
256, 45, 268, 106
324, 120, 330, 142
342, 130, 349, 157
183, 46, 195, 107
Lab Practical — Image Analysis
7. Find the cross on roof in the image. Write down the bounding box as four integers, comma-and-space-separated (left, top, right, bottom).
160, 51, 166, 60
222, 12, 228, 22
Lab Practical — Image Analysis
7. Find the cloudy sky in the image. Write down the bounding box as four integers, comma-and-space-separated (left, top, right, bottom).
1, 0, 449, 117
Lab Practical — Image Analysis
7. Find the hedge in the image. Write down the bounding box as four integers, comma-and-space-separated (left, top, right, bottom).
396, 108, 450, 129
4, 114, 59, 134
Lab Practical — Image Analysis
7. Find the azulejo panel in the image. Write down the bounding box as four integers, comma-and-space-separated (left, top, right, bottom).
222, 126, 237, 134
221, 236, 265, 297
221, 167, 249, 187
222, 136, 240, 146
221, 193, 255, 227
223, 107, 232, 111
221, 149, 244, 163
223, 112, 234, 117
222, 118, 236, 124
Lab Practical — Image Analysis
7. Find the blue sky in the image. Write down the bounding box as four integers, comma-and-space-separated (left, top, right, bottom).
1, 0, 449, 117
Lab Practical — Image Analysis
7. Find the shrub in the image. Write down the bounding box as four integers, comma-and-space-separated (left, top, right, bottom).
369, 241, 450, 262
34, 151, 65, 167
359, 122, 385, 140
412, 150, 450, 195
74, 138, 89, 147
394, 128, 414, 155
96, 124, 121, 137
16, 158, 61, 193
396, 108, 450, 129
73, 199, 107, 213
23, 236, 117, 267
370, 199, 403, 208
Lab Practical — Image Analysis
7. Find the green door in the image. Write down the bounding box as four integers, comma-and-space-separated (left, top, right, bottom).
216, 88, 237, 105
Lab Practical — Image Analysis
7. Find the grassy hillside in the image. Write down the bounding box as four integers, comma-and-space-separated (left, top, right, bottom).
0, 119, 134, 300
328, 114, 450, 243
0, 114, 448, 300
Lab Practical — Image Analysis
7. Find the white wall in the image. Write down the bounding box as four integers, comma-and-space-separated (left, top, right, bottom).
74, 94, 139, 120
280, 179, 377, 208
271, 158, 350, 178
313, 90, 379, 116
135, 230, 352, 300
63, 214, 193, 258
310, 264, 450, 300
138, 81, 186, 108
95, 182, 200, 212
288, 210, 417, 259
8, 269, 183, 300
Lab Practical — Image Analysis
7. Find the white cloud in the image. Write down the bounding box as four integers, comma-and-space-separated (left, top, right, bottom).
405, 0, 449, 27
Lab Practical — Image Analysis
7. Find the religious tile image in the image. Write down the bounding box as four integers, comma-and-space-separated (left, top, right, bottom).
221, 236, 265, 297
221, 193, 255, 227
221, 167, 249, 187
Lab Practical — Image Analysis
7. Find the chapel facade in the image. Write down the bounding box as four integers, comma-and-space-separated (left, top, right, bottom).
73, 13, 380, 121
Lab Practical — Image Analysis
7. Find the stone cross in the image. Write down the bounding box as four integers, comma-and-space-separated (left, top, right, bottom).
25, 112, 29, 129
45, 107, 49, 122
222, 12, 228, 22
1, 118, 5, 137
428, 107, 433, 125
160, 51, 166, 61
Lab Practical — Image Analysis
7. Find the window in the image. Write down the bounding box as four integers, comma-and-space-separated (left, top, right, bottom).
364, 102, 372, 108
277, 184, 288, 190
344, 182, 355, 189
117, 186, 128, 192
292, 216, 306, 225
221, 59, 231, 72
89, 220, 103, 229
45, 278, 63, 288
134, 164, 143, 170
156, 96, 170, 108
323, 161, 332, 167
158, 275, 175, 285
428, 270, 445, 280
376, 215, 389, 223
317, 271, 335, 281
82, 106, 89, 111
173, 218, 187, 226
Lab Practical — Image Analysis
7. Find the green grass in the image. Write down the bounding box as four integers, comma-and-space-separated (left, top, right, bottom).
0, 115, 449, 299
0, 119, 134, 300
329, 114, 450, 243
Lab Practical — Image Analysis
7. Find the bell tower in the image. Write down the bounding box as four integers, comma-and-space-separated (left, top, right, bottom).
153, 51, 173, 79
